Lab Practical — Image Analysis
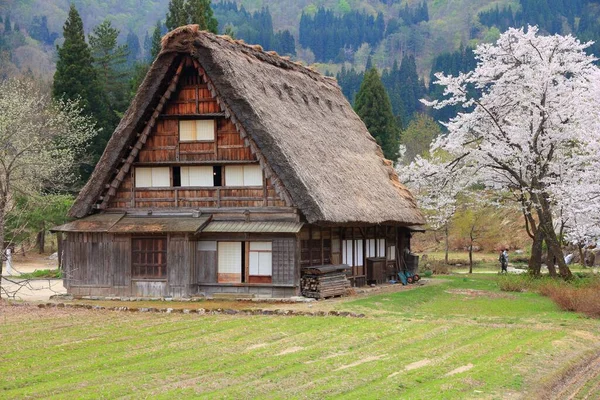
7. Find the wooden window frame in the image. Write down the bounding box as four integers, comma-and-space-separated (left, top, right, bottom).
131, 236, 168, 280
179, 119, 216, 143
248, 241, 273, 283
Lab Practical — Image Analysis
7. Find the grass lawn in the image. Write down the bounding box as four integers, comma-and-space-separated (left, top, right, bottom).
1, 275, 600, 399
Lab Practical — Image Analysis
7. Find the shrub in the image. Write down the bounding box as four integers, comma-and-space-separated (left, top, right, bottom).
497, 274, 535, 292
424, 260, 450, 275
19, 269, 62, 279
537, 275, 600, 318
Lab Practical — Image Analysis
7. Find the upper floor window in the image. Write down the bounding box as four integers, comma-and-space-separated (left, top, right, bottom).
179, 120, 215, 141
225, 165, 262, 186
135, 167, 170, 187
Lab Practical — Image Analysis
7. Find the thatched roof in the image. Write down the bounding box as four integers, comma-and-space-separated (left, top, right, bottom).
70, 25, 424, 226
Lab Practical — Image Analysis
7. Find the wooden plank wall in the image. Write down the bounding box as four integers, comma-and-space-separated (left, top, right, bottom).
194, 246, 217, 284
272, 238, 296, 285
108, 59, 286, 210
167, 234, 191, 297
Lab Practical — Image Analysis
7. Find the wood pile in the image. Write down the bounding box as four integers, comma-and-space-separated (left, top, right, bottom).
301, 265, 350, 299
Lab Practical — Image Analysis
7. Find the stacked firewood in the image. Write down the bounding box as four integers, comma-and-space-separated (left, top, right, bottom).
301, 265, 350, 299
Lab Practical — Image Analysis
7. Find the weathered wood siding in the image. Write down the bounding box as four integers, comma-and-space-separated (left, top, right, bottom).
194, 245, 217, 284
107, 58, 286, 210
167, 235, 191, 297
272, 238, 296, 285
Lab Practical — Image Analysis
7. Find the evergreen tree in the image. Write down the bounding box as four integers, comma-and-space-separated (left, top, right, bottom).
185, 0, 218, 33
4, 15, 11, 34
354, 68, 401, 161
126, 31, 141, 65
150, 20, 163, 59
53, 5, 105, 181
143, 31, 152, 61
89, 20, 129, 133
53, 5, 101, 117
166, 0, 187, 31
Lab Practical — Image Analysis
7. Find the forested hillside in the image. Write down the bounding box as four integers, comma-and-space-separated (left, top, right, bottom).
2, 0, 600, 140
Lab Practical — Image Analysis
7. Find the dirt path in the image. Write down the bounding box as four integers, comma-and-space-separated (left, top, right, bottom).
539, 350, 600, 399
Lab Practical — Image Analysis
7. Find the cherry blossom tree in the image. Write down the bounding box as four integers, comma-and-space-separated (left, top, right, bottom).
423, 26, 600, 278
399, 155, 472, 263
0, 78, 97, 283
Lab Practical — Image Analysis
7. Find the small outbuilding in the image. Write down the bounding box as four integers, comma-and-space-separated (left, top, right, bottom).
53, 25, 424, 298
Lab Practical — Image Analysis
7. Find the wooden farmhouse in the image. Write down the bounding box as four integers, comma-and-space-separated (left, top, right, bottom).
53, 25, 425, 298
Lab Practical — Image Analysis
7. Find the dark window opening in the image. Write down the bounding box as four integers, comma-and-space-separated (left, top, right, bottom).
241, 241, 246, 283
132, 237, 167, 279
173, 166, 181, 187
213, 165, 222, 187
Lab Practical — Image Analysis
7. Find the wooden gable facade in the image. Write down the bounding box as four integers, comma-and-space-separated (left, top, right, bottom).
55, 27, 425, 299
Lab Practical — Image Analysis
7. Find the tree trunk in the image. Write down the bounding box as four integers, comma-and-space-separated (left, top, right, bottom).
37, 221, 45, 254
544, 240, 557, 277
578, 245, 585, 267
468, 245, 473, 274
444, 223, 449, 264
528, 228, 544, 277
0, 208, 5, 298
535, 194, 572, 279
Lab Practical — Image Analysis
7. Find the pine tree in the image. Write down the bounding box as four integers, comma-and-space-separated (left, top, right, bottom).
354, 68, 401, 162
185, 0, 218, 33
150, 20, 163, 59
53, 5, 105, 181
125, 31, 141, 65
89, 20, 129, 133
53, 5, 101, 116
4, 15, 11, 34
166, 0, 187, 31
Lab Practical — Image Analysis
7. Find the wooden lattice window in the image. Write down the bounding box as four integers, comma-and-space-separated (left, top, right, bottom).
132, 237, 167, 279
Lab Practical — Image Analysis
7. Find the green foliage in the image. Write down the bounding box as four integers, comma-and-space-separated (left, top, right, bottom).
401, 113, 440, 163
89, 19, 130, 140
166, 0, 187, 31
5, 194, 73, 246
213, 3, 295, 56
354, 68, 401, 161
18, 269, 63, 279
166, 0, 218, 33
150, 20, 163, 59
185, 0, 218, 33
53, 5, 100, 115
53, 5, 105, 181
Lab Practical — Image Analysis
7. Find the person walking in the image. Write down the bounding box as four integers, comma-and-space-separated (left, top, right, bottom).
499, 249, 508, 273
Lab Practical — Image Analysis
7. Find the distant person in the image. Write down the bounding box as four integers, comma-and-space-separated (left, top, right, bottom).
499, 249, 508, 273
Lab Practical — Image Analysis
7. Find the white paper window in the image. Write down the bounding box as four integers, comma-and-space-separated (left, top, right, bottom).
179, 120, 215, 141
243, 165, 263, 186
366, 239, 376, 258
342, 239, 363, 266
225, 165, 262, 186
378, 239, 386, 257
354, 239, 364, 266
197, 241, 217, 251
225, 165, 244, 186
218, 242, 241, 274
388, 245, 396, 261
135, 167, 170, 187
181, 166, 213, 187
249, 242, 272, 276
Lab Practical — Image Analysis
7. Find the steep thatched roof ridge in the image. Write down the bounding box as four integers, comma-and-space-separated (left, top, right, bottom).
70, 25, 424, 225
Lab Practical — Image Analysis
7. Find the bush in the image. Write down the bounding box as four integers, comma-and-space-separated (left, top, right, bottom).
497, 274, 535, 292
19, 269, 62, 279
534, 274, 600, 318
424, 260, 450, 275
